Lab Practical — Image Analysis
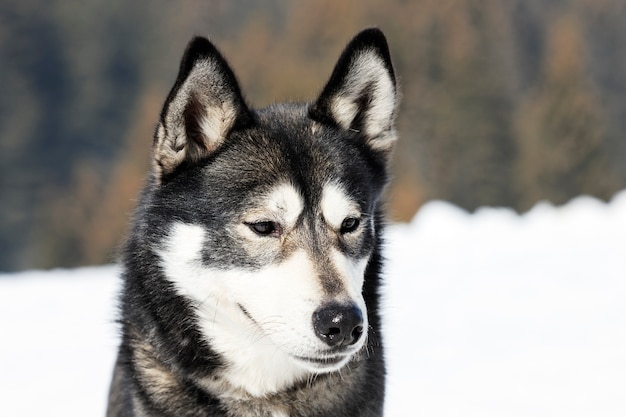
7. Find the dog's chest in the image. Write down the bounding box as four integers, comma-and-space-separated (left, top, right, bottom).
220, 399, 290, 417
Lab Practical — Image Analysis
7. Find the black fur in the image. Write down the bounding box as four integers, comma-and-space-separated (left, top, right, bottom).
108, 28, 397, 417
310, 28, 395, 133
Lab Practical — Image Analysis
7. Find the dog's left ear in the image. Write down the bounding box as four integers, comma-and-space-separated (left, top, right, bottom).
310, 28, 398, 153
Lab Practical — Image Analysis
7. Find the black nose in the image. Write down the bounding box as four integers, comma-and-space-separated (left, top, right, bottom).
313, 303, 364, 348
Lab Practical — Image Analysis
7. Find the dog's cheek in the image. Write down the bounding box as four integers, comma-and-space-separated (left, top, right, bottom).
226, 250, 325, 348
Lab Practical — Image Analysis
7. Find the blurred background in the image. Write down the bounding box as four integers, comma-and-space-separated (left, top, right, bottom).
1, 0, 625, 272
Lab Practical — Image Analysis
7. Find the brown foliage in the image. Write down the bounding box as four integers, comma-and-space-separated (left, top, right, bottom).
1, 0, 625, 269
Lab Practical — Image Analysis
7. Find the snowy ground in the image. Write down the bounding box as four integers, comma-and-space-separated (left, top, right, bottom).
1, 191, 625, 416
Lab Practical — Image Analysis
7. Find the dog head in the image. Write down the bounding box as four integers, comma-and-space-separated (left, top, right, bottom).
150, 29, 397, 395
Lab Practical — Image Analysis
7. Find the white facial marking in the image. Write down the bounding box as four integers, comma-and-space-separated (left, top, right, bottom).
156, 222, 207, 277
321, 182, 361, 230
330, 249, 369, 301
243, 183, 303, 230
158, 223, 355, 397
266, 183, 303, 227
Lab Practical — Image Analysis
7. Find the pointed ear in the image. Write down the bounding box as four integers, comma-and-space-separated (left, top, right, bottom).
153, 36, 254, 179
310, 28, 398, 153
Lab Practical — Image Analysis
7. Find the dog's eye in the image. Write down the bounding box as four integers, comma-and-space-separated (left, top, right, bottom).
246, 221, 281, 237
340, 217, 361, 234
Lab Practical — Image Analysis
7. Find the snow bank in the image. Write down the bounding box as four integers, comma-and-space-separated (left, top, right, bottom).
384, 191, 626, 416
1, 191, 625, 416
0, 266, 120, 416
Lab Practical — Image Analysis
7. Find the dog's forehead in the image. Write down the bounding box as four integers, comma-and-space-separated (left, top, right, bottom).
252, 105, 367, 176
252, 128, 367, 213
201, 104, 378, 216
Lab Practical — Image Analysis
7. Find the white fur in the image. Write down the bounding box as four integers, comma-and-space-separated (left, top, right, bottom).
157, 222, 309, 396
158, 222, 363, 397
329, 51, 397, 150
267, 184, 303, 226
320, 182, 361, 230
330, 249, 369, 304
242, 183, 303, 228
197, 99, 237, 150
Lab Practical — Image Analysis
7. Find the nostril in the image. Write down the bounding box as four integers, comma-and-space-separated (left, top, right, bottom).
326, 327, 341, 336
350, 325, 364, 345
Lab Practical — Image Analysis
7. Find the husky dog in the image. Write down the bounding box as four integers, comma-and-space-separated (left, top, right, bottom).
107, 28, 398, 417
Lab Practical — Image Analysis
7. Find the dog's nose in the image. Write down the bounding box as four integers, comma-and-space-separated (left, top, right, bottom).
312, 303, 364, 348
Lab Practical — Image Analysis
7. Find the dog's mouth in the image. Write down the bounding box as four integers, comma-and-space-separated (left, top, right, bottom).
295, 354, 346, 365
292, 352, 354, 372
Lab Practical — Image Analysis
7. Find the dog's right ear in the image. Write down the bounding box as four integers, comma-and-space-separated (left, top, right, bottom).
153, 37, 254, 180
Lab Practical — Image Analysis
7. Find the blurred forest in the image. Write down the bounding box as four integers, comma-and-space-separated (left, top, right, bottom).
1, 0, 625, 271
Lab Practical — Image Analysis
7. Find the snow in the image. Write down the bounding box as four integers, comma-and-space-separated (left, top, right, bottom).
1, 191, 625, 416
